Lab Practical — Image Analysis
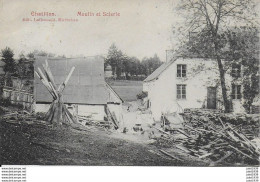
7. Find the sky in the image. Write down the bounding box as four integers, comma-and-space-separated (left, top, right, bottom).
0, 0, 183, 61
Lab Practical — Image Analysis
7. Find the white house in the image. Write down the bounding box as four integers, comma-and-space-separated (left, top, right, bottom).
143, 52, 245, 121
34, 56, 123, 122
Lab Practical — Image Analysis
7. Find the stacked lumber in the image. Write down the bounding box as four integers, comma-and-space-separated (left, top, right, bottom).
154, 110, 260, 165
1, 111, 20, 122
1, 106, 117, 131
0, 109, 48, 126
183, 109, 259, 138
77, 114, 115, 129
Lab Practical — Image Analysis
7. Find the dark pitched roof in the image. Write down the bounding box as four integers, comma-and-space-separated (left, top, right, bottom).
34, 56, 112, 105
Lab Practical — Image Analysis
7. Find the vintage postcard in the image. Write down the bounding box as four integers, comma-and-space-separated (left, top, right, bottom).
0, 0, 259, 180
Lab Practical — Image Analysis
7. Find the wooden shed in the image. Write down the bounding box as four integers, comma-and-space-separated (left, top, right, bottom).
34, 56, 123, 121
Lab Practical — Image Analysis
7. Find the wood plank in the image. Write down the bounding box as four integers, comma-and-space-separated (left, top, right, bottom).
229, 145, 256, 160
198, 153, 213, 159
35, 71, 56, 99
159, 149, 184, 162
58, 67, 75, 92
213, 151, 233, 164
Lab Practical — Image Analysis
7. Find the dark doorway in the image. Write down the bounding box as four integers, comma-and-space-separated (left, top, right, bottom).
207, 87, 217, 109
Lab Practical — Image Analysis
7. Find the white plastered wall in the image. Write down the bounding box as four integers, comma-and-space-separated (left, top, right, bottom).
144, 57, 245, 120
35, 103, 105, 121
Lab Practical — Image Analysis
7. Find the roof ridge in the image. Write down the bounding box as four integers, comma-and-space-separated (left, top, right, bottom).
143, 57, 178, 82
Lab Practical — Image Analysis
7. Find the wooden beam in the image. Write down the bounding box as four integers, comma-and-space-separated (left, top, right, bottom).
58, 67, 75, 92
37, 68, 53, 90
35, 71, 56, 99
42, 60, 58, 90
152, 126, 172, 136
37, 68, 59, 99
159, 149, 184, 162
229, 145, 256, 161
48, 81, 59, 99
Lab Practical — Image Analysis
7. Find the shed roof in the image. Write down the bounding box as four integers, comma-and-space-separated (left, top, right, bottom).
34, 56, 113, 105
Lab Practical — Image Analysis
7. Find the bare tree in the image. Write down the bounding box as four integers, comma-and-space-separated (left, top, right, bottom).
177, 0, 258, 112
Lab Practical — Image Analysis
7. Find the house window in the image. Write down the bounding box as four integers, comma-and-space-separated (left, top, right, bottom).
231, 64, 241, 77
177, 64, 186, 77
231, 84, 241, 99
177, 84, 186, 99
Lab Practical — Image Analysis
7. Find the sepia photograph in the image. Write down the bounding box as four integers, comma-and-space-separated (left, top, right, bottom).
0, 0, 259, 171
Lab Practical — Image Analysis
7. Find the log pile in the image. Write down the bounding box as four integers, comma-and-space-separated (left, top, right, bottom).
78, 117, 118, 130
0, 109, 48, 126
0, 106, 117, 131
153, 109, 260, 165
183, 109, 259, 139
77, 114, 111, 129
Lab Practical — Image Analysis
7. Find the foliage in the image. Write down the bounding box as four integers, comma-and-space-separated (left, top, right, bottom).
106, 44, 125, 78
176, 0, 258, 112
141, 54, 162, 76
105, 44, 162, 80
224, 27, 260, 113
16, 53, 34, 79
1, 47, 16, 76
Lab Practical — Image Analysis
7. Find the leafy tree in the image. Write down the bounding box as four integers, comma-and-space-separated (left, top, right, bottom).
16, 53, 28, 79
1, 47, 16, 76
224, 27, 259, 113
177, 0, 257, 112
106, 44, 124, 78
122, 55, 131, 79
105, 44, 162, 80
26, 52, 35, 78
142, 54, 162, 76
129, 57, 141, 76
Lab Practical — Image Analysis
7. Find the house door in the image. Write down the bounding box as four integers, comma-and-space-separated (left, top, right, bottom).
207, 87, 217, 109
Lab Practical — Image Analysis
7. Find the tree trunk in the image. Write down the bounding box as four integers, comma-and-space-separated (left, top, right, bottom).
213, 35, 230, 112
216, 56, 230, 112
211, 27, 230, 112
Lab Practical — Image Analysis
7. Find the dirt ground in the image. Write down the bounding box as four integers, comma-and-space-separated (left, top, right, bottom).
0, 119, 207, 166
